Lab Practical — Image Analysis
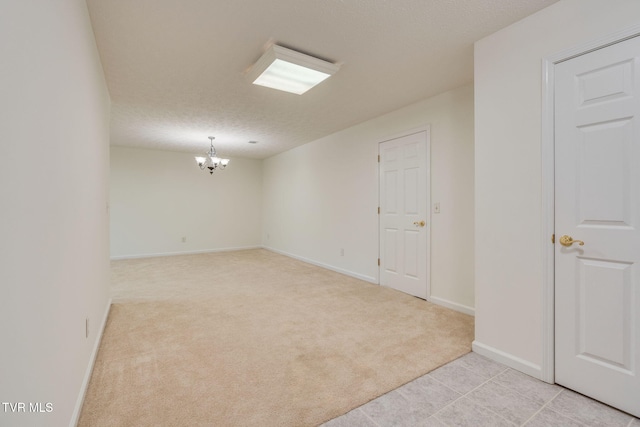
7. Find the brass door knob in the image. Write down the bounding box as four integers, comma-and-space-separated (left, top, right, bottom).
559, 235, 585, 247
413, 221, 426, 227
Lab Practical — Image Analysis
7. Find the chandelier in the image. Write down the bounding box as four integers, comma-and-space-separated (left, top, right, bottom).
195, 136, 230, 174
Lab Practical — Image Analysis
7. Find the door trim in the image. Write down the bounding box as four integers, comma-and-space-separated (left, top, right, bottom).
377, 125, 431, 300
540, 23, 640, 384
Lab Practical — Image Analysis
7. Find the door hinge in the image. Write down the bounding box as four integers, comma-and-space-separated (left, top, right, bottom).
377, 154, 380, 163
551, 234, 555, 244
377, 258, 380, 266
377, 206, 380, 214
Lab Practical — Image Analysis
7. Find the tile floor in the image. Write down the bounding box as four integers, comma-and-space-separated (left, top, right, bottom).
322, 352, 639, 427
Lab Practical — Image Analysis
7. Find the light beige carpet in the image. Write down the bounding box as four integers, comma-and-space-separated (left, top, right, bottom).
79, 249, 473, 426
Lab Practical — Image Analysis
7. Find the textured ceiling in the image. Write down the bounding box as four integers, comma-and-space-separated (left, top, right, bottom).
87, 0, 559, 159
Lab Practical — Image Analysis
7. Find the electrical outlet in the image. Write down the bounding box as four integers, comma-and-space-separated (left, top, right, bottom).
181, 236, 187, 243
340, 248, 344, 256
433, 202, 441, 214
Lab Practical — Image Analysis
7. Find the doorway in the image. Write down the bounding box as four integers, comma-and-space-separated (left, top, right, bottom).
378, 129, 430, 299
547, 33, 640, 417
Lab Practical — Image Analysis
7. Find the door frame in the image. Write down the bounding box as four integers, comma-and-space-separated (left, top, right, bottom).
377, 125, 432, 300
540, 23, 640, 383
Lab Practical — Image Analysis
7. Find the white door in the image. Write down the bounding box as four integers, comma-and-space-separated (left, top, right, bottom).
379, 131, 429, 299
555, 35, 640, 417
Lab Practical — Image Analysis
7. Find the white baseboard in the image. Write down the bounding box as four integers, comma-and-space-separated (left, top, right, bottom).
110, 245, 262, 261
69, 298, 112, 427
472, 340, 543, 380
264, 247, 378, 284
428, 296, 475, 316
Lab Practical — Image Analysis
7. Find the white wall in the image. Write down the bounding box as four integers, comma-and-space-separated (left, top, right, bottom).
0, 1, 111, 426
263, 84, 475, 312
474, 0, 640, 377
110, 147, 263, 258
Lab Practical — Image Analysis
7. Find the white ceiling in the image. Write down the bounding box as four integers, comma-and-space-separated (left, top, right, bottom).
87, 0, 558, 159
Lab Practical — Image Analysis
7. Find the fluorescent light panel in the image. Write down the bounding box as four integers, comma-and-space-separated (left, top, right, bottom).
248, 45, 340, 95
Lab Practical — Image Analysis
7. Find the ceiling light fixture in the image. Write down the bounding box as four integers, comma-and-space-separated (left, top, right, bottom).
195, 137, 229, 175
247, 44, 340, 95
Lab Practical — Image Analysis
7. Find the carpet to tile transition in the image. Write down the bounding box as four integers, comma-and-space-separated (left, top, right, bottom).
78, 249, 473, 426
